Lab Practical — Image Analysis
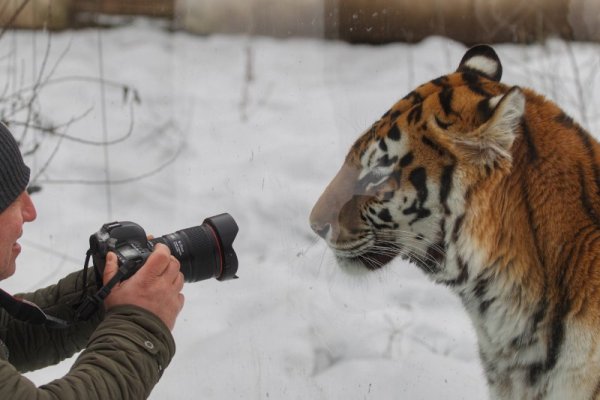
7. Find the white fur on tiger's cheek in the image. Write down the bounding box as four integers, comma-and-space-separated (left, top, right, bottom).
464, 55, 499, 78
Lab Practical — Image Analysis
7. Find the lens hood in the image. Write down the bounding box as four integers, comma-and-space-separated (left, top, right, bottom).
203, 213, 239, 280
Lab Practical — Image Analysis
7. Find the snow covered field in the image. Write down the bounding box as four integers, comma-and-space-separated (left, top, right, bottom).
1, 18, 599, 399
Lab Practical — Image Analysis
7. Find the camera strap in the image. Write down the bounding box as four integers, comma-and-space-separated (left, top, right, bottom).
0, 250, 105, 329
0, 249, 134, 328
75, 252, 133, 321
0, 288, 69, 329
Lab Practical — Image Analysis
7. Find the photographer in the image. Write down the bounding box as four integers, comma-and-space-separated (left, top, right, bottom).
0, 122, 185, 399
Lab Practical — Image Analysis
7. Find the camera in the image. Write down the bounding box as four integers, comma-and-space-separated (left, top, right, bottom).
75, 213, 239, 321
89, 213, 239, 282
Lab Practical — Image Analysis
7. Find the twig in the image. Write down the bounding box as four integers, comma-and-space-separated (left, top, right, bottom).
0, 75, 139, 102
0, 0, 31, 41
35, 123, 186, 185
239, 38, 254, 122
28, 103, 134, 146
19, 28, 54, 145
29, 119, 68, 184
564, 41, 589, 128
96, 28, 113, 219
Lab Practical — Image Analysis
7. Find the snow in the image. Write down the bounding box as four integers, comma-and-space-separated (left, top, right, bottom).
1, 18, 598, 399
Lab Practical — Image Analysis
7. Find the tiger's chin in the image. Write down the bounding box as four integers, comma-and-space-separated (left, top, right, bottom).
335, 250, 398, 276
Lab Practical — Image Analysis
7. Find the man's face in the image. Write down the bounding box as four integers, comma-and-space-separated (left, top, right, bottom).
0, 191, 36, 280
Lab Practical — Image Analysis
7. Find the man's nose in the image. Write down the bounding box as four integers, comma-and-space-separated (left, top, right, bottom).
21, 191, 37, 222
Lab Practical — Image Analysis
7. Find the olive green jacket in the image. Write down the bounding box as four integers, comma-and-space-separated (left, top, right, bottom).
0, 269, 176, 399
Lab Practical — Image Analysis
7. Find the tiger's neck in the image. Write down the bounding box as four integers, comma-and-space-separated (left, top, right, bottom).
443, 99, 600, 394
453, 99, 600, 318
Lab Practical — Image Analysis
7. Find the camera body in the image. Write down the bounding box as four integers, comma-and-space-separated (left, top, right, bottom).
90, 221, 155, 280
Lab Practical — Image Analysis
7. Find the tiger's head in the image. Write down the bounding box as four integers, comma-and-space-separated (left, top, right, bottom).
309, 45, 526, 280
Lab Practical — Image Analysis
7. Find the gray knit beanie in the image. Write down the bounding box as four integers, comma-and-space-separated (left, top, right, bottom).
0, 123, 30, 213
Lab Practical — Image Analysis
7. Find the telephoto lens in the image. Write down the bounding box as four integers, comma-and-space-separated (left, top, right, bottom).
149, 213, 239, 282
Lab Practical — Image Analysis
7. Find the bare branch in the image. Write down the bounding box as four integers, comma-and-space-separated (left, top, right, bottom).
34, 121, 186, 186
18, 101, 135, 146
0, 27, 148, 194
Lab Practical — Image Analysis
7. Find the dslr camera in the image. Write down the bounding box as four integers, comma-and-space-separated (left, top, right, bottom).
75, 213, 238, 320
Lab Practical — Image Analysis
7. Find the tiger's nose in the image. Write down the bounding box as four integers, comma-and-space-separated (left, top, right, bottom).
311, 222, 331, 239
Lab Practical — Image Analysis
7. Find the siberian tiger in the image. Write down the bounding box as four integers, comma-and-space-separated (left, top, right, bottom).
309, 45, 600, 399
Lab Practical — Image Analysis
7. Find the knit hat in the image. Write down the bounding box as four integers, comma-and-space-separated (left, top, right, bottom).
0, 123, 30, 213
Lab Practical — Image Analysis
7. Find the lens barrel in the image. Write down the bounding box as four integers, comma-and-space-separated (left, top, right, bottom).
149, 213, 239, 282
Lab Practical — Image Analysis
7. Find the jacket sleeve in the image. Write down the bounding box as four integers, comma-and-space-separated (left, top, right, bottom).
0, 269, 104, 372
0, 268, 176, 399
0, 305, 176, 400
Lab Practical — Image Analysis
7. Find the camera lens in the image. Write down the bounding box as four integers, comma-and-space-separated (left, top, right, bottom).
149, 213, 239, 282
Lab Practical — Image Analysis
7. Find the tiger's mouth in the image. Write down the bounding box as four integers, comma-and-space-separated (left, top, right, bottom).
334, 242, 402, 271
333, 239, 442, 274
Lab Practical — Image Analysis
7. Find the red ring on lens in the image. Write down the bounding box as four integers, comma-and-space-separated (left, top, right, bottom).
205, 224, 223, 278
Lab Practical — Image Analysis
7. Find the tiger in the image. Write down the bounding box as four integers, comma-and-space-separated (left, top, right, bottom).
309, 44, 600, 400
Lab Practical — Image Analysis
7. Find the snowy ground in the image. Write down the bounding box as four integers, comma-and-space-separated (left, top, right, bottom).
1, 18, 599, 400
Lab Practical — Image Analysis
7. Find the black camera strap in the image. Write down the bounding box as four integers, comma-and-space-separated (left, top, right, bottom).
0, 288, 69, 329
0, 250, 108, 329
0, 231, 163, 327
74, 251, 134, 321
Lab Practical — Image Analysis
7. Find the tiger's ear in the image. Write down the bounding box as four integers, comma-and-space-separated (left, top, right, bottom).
457, 45, 502, 82
434, 87, 525, 170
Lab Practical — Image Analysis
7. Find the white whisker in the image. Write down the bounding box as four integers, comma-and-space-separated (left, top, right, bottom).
369, 243, 441, 274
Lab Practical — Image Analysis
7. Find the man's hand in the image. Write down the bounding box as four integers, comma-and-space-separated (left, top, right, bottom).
103, 244, 185, 331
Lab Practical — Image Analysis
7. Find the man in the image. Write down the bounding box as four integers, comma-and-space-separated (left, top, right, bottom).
0, 122, 185, 398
